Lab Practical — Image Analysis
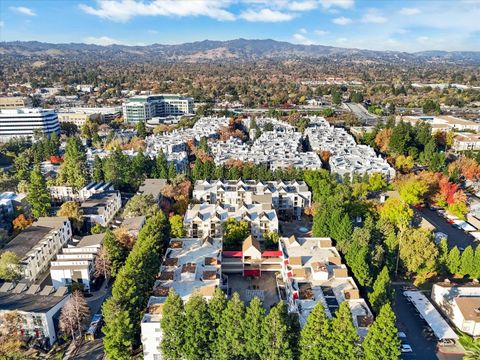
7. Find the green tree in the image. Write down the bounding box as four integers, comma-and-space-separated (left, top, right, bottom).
161, 290, 185, 360
369, 266, 394, 314
214, 293, 245, 360
136, 121, 147, 139
460, 246, 475, 277
0, 252, 22, 281
170, 214, 186, 238
92, 155, 104, 182
102, 298, 133, 360
422, 100, 441, 115
103, 147, 132, 190
222, 218, 249, 249
473, 246, 480, 278
363, 303, 401, 360
399, 228, 438, 274
27, 166, 51, 218
300, 302, 331, 360
328, 302, 360, 360
208, 287, 227, 344
261, 302, 293, 360
103, 230, 127, 277
379, 198, 413, 230
244, 297, 266, 360
447, 246, 461, 275
396, 176, 429, 206
345, 240, 372, 287
155, 150, 169, 179
389, 121, 412, 156
57, 137, 89, 190
332, 92, 342, 105
123, 194, 160, 218
368, 173, 387, 191
183, 293, 211, 360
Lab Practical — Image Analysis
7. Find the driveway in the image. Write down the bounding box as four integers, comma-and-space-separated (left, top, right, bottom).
417, 207, 477, 250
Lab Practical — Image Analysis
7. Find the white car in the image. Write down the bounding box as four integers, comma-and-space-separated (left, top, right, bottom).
397, 332, 407, 339
401, 344, 413, 353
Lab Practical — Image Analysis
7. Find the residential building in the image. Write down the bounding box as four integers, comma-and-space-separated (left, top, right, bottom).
452, 133, 480, 151
0, 96, 32, 109
0, 108, 60, 142
193, 179, 311, 220
280, 236, 373, 335
120, 216, 146, 238
432, 280, 480, 336
50, 233, 105, 291
123, 94, 193, 122
141, 237, 222, 360
0, 284, 70, 346
138, 178, 168, 202
49, 181, 114, 203
401, 115, 480, 133
2, 217, 72, 283
80, 191, 121, 227
184, 203, 278, 239
0, 192, 28, 231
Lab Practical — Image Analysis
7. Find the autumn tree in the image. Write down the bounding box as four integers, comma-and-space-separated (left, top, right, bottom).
375, 128, 392, 153
59, 290, 90, 340
57, 201, 84, 231
379, 198, 413, 230
0, 311, 23, 359
170, 214, 186, 238
94, 247, 111, 281
0, 251, 22, 281
395, 175, 429, 206
12, 214, 32, 232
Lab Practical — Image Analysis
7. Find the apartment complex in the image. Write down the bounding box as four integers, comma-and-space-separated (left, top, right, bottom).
0, 96, 32, 109
2, 217, 72, 283
141, 237, 222, 360
123, 94, 193, 122
193, 179, 311, 220
184, 203, 278, 239
0, 108, 60, 142
80, 190, 122, 227
0, 283, 70, 346
49, 181, 114, 203
59, 106, 122, 122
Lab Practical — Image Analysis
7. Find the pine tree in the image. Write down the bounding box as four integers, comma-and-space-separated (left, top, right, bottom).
161, 290, 185, 360
460, 246, 475, 277
261, 301, 293, 360
473, 247, 480, 279
214, 292, 245, 359
167, 162, 177, 180
327, 302, 360, 360
438, 238, 449, 272
183, 293, 212, 360
57, 137, 89, 190
243, 297, 266, 359
27, 166, 51, 218
102, 298, 133, 360
363, 303, 401, 360
208, 287, 227, 332
103, 229, 127, 276
132, 149, 148, 183
92, 155, 104, 182
369, 266, 394, 314
136, 121, 147, 139
103, 147, 132, 189
447, 246, 461, 274
155, 150, 169, 179
300, 302, 331, 360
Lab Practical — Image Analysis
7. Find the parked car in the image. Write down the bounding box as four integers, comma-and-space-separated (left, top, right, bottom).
401, 344, 413, 353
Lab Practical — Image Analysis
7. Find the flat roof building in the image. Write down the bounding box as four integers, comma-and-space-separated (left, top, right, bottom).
401, 115, 480, 133
0, 96, 32, 109
123, 94, 193, 123
0, 108, 60, 142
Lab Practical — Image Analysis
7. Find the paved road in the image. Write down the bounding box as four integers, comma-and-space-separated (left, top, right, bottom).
344, 103, 377, 125
417, 207, 477, 250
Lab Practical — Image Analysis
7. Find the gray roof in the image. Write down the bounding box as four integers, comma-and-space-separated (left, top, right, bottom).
81, 191, 118, 215
0, 288, 69, 313
122, 216, 146, 232
138, 179, 168, 198
76, 233, 105, 247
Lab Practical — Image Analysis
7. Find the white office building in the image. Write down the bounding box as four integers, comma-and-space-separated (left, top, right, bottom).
123, 94, 193, 123
0, 108, 60, 142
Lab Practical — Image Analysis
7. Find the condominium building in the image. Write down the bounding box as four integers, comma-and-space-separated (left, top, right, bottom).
184, 203, 278, 239
141, 237, 222, 360
0, 108, 60, 142
0, 284, 70, 347
2, 217, 72, 283
49, 181, 114, 203
193, 180, 311, 220
0, 96, 32, 109
80, 191, 122, 227
123, 94, 193, 122
280, 236, 373, 335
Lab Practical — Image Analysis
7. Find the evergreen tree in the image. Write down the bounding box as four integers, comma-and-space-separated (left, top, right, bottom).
132, 149, 148, 183
388, 121, 412, 156
369, 266, 394, 314
136, 121, 147, 139
363, 303, 401, 360
438, 238, 449, 272
103, 229, 127, 276
57, 137, 89, 190
155, 150, 169, 179
460, 246, 475, 277
192, 158, 203, 181
102, 298, 133, 360
243, 297, 266, 359
300, 302, 331, 360
27, 166, 51, 218
447, 246, 461, 274
345, 241, 372, 287
161, 290, 185, 360
472, 246, 480, 279
103, 147, 132, 190
183, 294, 211, 360
327, 302, 360, 360
287, 312, 300, 360
92, 155, 104, 182
167, 162, 177, 180
261, 302, 293, 360
208, 287, 227, 336
214, 292, 245, 360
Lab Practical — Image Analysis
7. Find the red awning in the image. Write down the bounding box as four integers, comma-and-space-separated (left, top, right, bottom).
244, 269, 261, 277
223, 251, 243, 258
262, 251, 283, 257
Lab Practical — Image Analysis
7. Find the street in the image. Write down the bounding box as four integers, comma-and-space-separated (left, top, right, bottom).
344, 103, 377, 125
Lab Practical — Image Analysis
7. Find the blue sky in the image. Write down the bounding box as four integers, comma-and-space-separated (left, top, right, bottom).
1, 0, 479, 52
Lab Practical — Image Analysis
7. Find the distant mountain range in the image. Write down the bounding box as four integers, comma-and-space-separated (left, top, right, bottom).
1, 39, 479, 64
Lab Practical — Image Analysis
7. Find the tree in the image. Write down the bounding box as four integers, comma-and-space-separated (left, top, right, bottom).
28, 166, 51, 218
94, 247, 111, 281
399, 228, 438, 274
12, 214, 32, 232
103, 230, 127, 277
345, 239, 372, 287
368, 173, 387, 191
0, 311, 23, 359
300, 302, 331, 360
327, 302, 360, 360
57, 137, 89, 190
214, 292, 245, 359
103, 147, 132, 190
447, 246, 461, 275
102, 298, 133, 360
57, 201, 84, 231
395, 155, 414, 173
59, 290, 90, 340
183, 293, 211, 360
136, 120, 147, 139
261, 301, 293, 360
396, 176, 429, 206
389, 121, 412, 156
155, 150, 169, 179
473, 247, 480, 279
222, 218, 249, 249
170, 214, 186, 238
123, 194, 160, 218
375, 128, 392, 153
422, 100, 441, 115
460, 246, 475, 277
363, 303, 401, 360
161, 290, 186, 360
369, 266, 394, 314
0, 252, 22, 281
244, 297, 266, 360
92, 155, 104, 182
379, 198, 413, 230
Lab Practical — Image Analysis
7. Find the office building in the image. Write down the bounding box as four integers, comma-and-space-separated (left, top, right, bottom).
123, 94, 193, 123
0, 108, 60, 142
0, 96, 32, 109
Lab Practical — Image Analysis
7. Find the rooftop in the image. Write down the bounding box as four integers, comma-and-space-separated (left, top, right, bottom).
454, 297, 480, 321
0, 284, 69, 313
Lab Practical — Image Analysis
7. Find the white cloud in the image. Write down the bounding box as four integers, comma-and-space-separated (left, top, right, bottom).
299, 28, 307, 34
361, 9, 387, 24
83, 36, 125, 46
399, 7, 420, 16
240, 8, 294, 22
320, 0, 354, 9
79, 0, 235, 22
332, 16, 352, 25
314, 29, 329, 36
336, 37, 348, 44
10, 6, 36, 16
293, 33, 316, 45
288, 1, 318, 11
417, 36, 430, 44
